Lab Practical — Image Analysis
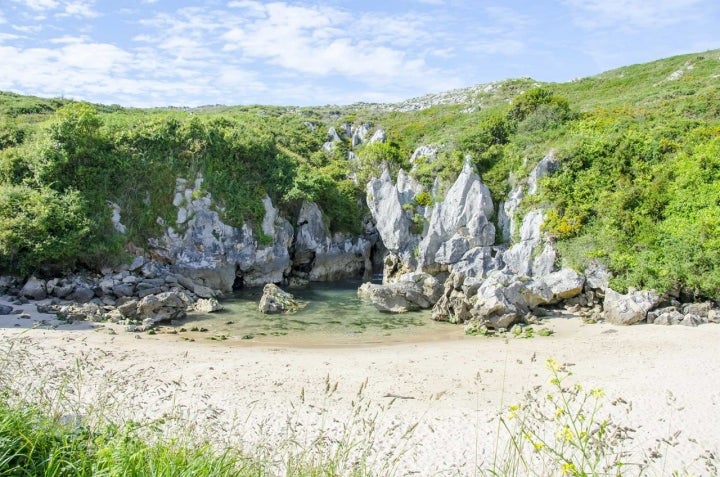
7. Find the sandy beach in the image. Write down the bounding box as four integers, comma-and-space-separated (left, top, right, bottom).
1, 298, 718, 476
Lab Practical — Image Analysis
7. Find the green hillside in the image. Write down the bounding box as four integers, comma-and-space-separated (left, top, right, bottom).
1, 49, 719, 297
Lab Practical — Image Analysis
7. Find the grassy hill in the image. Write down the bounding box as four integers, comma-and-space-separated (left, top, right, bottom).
1, 49, 719, 297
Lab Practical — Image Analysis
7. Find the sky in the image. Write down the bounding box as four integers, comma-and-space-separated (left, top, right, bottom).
0, 0, 718, 107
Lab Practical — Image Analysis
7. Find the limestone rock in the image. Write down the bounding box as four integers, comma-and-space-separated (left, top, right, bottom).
432, 273, 475, 323
69, 286, 95, 304
293, 201, 371, 282
417, 161, 495, 272
153, 176, 287, 292
193, 298, 224, 313
358, 272, 441, 313
680, 313, 704, 327
497, 184, 523, 244
527, 151, 559, 195
603, 288, 660, 325
584, 261, 611, 293
258, 284, 303, 314
470, 270, 529, 329
541, 268, 585, 303
503, 210, 548, 277
448, 246, 505, 280
136, 291, 191, 324
366, 168, 412, 253
368, 128, 386, 144
382, 252, 413, 284
20, 276, 47, 300
409, 145, 438, 166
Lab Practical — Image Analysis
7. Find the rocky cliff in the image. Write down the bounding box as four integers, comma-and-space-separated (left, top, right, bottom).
142, 175, 377, 292
361, 151, 599, 330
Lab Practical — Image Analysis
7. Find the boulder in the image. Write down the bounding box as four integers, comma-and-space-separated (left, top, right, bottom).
358, 273, 442, 313
0, 304, 13, 315
382, 252, 413, 284
603, 288, 661, 325
470, 270, 529, 329
680, 314, 705, 327
681, 302, 712, 318
52, 282, 74, 299
20, 276, 47, 300
541, 268, 585, 303
192, 298, 224, 313
129, 255, 145, 271
136, 291, 191, 324
258, 284, 303, 314
112, 283, 135, 297
117, 299, 139, 318
193, 284, 216, 299
69, 286, 95, 304
432, 273, 474, 323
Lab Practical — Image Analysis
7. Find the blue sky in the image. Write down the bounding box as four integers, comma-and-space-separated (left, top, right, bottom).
1, 0, 718, 107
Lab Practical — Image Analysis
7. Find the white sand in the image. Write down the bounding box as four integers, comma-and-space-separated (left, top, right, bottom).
1, 298, 719, 475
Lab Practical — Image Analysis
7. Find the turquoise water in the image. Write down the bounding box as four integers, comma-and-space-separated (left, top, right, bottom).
167, 281, 460, 346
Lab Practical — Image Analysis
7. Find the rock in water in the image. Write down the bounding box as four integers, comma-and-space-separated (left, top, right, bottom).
193, 298, 224, 313
258, 284, 303, 314
357, 272, 442, 313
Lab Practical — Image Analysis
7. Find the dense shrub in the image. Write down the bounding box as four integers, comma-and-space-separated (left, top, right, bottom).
0, 185, 89, 274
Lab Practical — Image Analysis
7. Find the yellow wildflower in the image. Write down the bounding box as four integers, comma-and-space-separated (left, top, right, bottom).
546, 358, 561, 371
562, 461, 576, 475
506, 404, 520, 420
590, 388, 605, 399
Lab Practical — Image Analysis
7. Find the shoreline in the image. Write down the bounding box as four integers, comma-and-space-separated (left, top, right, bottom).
1, 297, 719, 475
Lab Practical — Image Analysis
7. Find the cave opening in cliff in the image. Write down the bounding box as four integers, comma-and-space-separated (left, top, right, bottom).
233, 267, 244, 290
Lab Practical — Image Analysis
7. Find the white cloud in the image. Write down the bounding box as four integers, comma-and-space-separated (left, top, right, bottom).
59, 0, 98, 18
219, 1, 447, 92
0, 33, 22, 43
12, 24, 43, 33
564, 0, 705, 29
11, 0, 60, 10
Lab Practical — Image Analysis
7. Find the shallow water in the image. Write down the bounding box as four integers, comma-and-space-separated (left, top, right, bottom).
167, 281, 462, 347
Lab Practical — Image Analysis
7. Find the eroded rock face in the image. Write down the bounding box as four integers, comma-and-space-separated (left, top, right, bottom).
258, 284, 303, 314
366, 168, 414, 253
503, 210, 556, 277
417, 161, 495, 273
293, 201, 372, 282
603, 288, 661, 325
152, 177, 299, 291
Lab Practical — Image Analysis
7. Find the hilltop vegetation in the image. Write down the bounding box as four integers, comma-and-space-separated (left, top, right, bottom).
1, 49, 719, 297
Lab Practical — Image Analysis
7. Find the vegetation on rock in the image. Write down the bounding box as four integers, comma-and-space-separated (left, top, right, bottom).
1, 49, 719, 298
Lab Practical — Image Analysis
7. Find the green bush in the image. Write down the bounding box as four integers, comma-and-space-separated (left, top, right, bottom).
0, 185, 89, 274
